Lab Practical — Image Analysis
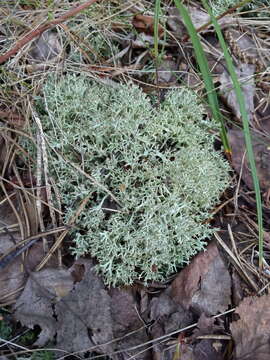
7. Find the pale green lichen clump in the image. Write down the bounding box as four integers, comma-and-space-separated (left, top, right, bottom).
36, 74, 229, 286
208, 0, 270, 16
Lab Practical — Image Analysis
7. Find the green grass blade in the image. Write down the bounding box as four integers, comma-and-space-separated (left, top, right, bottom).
154, 0, 161, 62
201, 0, 264, 268
173, 0, 230, 154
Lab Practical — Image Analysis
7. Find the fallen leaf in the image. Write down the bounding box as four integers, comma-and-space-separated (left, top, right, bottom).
57, 260, 150, 359
14, 268, 74, 346
157, 57, 179, 84
149, 292, 193, 360
150, 292, 193, 335
224, 29, 269, 67
170, 242, 231, 316
231, 294, 270, 360
109, 287, 150, 359
193, 340, 223, 360
167, 7, 234, 37
220, 63, 255, 120
28, 30, 63, 63
55, 260, 115, 354
228, 129, 270, 191
132, 15, 163, 36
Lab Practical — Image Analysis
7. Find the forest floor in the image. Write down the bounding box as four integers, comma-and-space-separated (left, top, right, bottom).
1, 1, 270, 359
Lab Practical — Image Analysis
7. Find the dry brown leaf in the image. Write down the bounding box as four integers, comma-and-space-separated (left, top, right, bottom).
220, 64, 255, 120
15, 259, 148, 358
109, 287, 150, 360
167, 7, 233, 36
0, 201, 23, 304
56, 259, 150, 359
132, 15, 163, 36
150, 292, 193, 335
228, 129, 270, 191
231, 294, 270, 360
149, 292, 193, 360
14, 268, 74, 346
169, 242, 231, 316
28, 30, 63, 63
55, 259, 114, 354
192, 340, 223, 360
157, 57, 179, 84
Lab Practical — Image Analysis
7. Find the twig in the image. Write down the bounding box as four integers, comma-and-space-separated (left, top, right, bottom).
0, 0, 99, 65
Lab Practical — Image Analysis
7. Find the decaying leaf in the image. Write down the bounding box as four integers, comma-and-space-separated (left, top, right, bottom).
224, 29, 269, 68
0, 202, 24, 304
56, 260, 150, 359
167, 7, 233, 37
149, 292, 193, 360
109, 287, 150, 360
157, 57, 179, 84
14, 268, 74, 346
28, 30, 63, 63
55, 260, 114, 354
228, 129, 270, 191
14, 259, 149, 359
231, 294, 270, 360
169, 242, 231, 316
132, 14, 164, 36
220, 64, 255, 120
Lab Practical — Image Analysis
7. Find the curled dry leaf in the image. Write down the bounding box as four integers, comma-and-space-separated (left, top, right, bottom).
169, 242, 231, 316
228, 129, 270, 191
132, 14, 164, 36
231, 294, 270, 360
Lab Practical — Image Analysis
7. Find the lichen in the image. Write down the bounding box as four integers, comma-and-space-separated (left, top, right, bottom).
208, 0, 270, 16
31, 74, 229, 286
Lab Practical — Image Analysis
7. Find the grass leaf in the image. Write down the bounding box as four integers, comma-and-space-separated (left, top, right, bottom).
201, 0, 264, 268
173, 0, 231, 154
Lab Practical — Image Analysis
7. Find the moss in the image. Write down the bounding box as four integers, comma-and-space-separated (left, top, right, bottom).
30, 74, 229, 286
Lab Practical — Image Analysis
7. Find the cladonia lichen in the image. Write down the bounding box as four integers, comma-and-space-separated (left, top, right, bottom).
31, 74, 230, 286
208, 0, 270, 16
